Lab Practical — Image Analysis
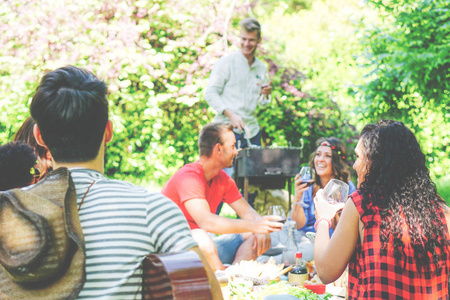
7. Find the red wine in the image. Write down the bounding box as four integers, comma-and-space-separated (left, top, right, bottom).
277, 218, 287, 224
302, 180, 314, 187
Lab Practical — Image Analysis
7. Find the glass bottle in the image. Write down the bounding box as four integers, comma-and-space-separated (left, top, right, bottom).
288, 252, 308, 287
281, 221, 298, 266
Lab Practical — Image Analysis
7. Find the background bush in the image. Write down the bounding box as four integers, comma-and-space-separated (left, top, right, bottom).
0, 0, 448, 201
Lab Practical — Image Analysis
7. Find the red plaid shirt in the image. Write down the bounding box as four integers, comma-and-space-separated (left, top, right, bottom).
348, 190, 450, 299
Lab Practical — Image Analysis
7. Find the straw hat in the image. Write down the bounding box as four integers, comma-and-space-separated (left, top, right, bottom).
0, 167, 86, 299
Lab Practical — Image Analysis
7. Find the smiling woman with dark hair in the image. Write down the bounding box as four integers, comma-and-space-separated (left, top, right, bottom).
313, 120, 450, 299
291, 137, 355, 231
289, 137, 356, 260
257, 137, 356, 264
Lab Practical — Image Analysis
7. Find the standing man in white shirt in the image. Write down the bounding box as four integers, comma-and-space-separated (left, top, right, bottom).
205, 17, 272, 157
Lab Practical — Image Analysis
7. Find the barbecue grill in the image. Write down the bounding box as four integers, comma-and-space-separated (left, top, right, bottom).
234, 147, 302, 208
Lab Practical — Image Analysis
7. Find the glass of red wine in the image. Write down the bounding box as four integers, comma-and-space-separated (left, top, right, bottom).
299, 166, 314, 185
268, 205, 286, 249
298, 166, 315, 205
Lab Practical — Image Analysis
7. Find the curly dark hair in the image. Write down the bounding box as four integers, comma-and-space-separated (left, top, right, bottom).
359, 119, 448, 273
309, 137, 351, 187
0, 142, 37, 191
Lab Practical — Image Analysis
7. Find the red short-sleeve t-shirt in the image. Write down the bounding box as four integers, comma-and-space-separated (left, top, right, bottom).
161, 162, 242, 229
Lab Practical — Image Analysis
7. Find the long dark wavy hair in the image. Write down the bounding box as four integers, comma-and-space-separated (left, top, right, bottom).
359, 119, 448, 272
309, 137, 351, 189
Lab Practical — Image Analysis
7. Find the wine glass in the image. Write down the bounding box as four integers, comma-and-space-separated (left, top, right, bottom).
298, 166, 314, 205
257, 72, 271, 105
268, 205, 286, 249
298, 166, 315, 185
323, 179, 349, 204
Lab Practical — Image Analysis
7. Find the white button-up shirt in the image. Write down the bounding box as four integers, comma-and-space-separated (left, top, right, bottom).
205, 50, 269, 138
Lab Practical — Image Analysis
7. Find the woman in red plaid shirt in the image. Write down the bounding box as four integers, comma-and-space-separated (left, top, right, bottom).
313, 120, 450, 299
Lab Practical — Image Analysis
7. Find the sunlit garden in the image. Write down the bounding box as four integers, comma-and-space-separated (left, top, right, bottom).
1, 0, 448, 200
1, 0, 449, 299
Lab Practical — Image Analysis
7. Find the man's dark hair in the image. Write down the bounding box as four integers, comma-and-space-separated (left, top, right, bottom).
30, 66, 108, 163
0, 142, 37, 191
198, 122, 233, 157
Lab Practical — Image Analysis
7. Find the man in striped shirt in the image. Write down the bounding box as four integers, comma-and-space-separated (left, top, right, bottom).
30, 66, 222, 299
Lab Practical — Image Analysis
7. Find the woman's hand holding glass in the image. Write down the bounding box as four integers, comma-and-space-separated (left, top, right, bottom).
294, 166, 314, 207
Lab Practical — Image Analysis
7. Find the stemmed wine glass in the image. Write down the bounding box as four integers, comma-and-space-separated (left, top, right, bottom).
257, 72, 271, 105
299, 166, 314, 183
323, 179, 349, 204
298, 166, 315, 205
268, 205, 286, 249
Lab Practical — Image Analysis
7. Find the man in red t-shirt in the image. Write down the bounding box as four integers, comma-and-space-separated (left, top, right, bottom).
162, 123, 282, 271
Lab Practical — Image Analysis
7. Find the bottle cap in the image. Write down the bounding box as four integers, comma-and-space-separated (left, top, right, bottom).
295, 252, 302, 258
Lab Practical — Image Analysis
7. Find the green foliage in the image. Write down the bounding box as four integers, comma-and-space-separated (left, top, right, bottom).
257, 73, 359, 160
1, 0, 447, 188
0, 0, 364, 187
257, 0, 314, 13
359, 0, 450, 177
0, 0, 227, 185
254, 0, 373, 165
436, 176, 450, 204
256, 0, 376, 112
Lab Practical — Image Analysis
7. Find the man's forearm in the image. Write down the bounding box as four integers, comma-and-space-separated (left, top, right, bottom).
236, 205, 261, 222
199, 214, 256, 235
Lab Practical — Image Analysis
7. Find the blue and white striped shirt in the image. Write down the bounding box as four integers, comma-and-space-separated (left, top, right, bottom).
71, 168, 196, 300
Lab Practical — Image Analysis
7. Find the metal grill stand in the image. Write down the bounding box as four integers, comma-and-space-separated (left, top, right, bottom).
234, 147, 302, 209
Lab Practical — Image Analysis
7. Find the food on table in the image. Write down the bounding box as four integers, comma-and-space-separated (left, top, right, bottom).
227, 279, 331, 300
304, 274, 323, 285
304, 275, 326, 295
303, 283, 326, 295
260, 281, 331, 299
225, 257, 286, 284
